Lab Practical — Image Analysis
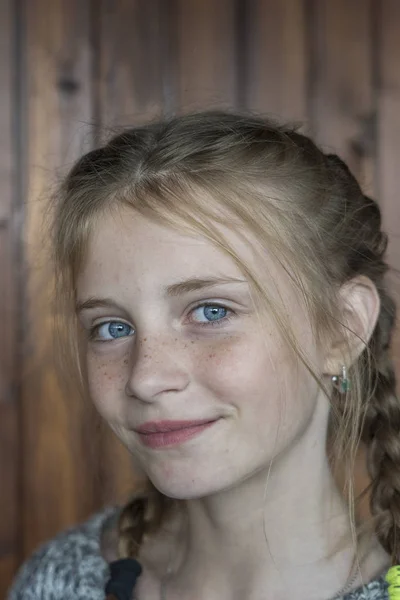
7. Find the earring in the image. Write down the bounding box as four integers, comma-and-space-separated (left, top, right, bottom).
332, 365, 351, 393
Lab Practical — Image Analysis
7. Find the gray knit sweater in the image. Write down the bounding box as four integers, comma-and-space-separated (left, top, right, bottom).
7, 508, 389, 600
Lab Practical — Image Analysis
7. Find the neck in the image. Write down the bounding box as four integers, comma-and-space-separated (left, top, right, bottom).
168, 402, 388, 600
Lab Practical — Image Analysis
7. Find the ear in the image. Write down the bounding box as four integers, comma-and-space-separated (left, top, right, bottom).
323, 275, 381, 375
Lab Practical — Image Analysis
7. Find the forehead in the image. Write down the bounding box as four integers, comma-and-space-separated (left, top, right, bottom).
76, 208, 256, 297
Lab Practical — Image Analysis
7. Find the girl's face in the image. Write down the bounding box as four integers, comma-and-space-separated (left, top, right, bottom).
76, 208, 327, 499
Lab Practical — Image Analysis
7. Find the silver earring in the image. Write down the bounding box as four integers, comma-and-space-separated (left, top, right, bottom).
332, 365, 351, 393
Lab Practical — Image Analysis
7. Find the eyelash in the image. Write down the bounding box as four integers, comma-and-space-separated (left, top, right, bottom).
88, 302, 234, 341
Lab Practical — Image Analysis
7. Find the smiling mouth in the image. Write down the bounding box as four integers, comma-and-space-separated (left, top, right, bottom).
135, 419, 218, 449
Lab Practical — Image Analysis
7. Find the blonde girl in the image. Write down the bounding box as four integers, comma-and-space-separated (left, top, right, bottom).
8, 111, 399, 600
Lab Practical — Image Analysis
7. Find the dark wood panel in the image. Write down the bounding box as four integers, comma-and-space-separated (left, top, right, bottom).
0, 0, 19, 594
22, 0, 96, 556
243, 0, 308, 122
310, 0, 376, 193
98, 0, 166, 133
377, 0, 400, 385
176, 0, 237, 111
0, 1, 14, 222
0, 228, 19, 595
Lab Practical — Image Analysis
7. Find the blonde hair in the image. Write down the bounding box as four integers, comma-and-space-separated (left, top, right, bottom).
52, 111, 398, 563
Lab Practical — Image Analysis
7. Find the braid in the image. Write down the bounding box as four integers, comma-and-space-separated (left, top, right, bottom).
326, 152, 400, 563
363, 290, 399, 563
117, 483, 172, 559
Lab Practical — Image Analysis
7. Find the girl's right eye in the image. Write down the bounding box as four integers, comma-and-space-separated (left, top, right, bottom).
90, 321, 134, 341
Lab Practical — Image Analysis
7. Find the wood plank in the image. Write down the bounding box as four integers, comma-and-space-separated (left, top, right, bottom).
377, 0, 400, 387
0, 555, 18, 599
242, 0, 308, 123
0, 0, 19, 594
176, 0, 237, 111
0, 230, 19, 596
22, 0, 96, 557
98, 0, 165, 132
310, 0, 376, 193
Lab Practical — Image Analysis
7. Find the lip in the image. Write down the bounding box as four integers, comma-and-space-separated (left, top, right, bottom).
135, 419, 218, 449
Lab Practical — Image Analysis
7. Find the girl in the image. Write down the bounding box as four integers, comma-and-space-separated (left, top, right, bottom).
8, 111, 399, 600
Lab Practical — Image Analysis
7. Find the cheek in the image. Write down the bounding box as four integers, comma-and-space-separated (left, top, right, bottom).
86, 348, 129, 418
192, 330, 287, 404
194, 329, 319, 437
190, 334, 248, 387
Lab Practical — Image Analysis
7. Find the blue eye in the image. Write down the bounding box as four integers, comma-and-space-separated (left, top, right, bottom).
91, 321, 134, 341
191, 304, 230, 325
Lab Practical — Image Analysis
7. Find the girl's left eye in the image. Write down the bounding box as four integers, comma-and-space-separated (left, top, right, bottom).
189, 304, 232, 326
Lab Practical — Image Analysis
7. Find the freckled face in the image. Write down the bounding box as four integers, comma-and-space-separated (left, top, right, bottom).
76, 209, 325, 499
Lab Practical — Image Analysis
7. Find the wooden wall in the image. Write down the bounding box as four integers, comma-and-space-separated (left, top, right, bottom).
1, 0, 399, 595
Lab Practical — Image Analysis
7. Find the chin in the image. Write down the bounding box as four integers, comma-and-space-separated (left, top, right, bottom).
145, 461, 242, 500
150, 478, 221, 500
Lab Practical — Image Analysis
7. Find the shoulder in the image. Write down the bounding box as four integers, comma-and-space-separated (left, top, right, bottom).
7, 507, 119, 600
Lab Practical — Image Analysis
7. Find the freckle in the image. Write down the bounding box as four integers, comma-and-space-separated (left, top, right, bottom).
143, 338, 147, 341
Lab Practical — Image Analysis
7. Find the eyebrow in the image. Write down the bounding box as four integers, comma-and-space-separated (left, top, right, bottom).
164, 276, 247, 297
76, 277, 247, 313
76, 297, 126, 314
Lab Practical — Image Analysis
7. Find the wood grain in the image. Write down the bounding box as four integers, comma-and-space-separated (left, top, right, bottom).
22, 0, 96, 556
310, 0, 376, 193
0, 0, 19, 594
98, 0, 165, 133
176, 0, 237, 111
243, 0, 308, 123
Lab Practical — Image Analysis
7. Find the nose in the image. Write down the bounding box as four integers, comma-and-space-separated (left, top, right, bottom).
125, 334, 190, 402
